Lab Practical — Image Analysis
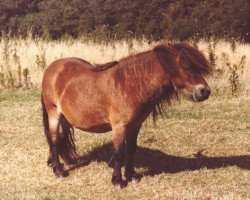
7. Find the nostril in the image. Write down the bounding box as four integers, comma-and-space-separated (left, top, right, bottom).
207, 89, 211, 96
200, 88, 211, 97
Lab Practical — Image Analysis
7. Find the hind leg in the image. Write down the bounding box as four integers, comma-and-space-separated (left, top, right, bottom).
47, 108, 68, 177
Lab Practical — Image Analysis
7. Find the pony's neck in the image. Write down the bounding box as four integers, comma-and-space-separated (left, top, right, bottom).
140, 63, 173, 105
113, 50, 173, 105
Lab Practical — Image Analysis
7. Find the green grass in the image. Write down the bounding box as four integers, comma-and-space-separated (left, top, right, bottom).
0, 91, 249, 199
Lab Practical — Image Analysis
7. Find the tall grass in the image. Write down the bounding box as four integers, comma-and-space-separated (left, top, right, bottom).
198, 39, 249, 97
0, 36, 249, 97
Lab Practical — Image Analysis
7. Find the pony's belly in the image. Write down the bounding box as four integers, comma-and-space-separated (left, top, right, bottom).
61, 104, 111, 133
75, 123, 112, 133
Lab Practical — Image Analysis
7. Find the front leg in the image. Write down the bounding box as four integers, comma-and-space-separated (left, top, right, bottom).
111, 126, 126, 188
125, 126, 141, 182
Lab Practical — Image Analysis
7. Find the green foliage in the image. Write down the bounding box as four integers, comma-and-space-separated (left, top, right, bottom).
0, 0, 167, 42
0, 0, 249, 42
165, 0, 250, 42
0, 0, 42, 36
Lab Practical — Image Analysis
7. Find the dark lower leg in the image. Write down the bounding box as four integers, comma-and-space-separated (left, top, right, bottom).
46, 110, 67, 177
125, 146, 136, 179
125, 132, 141, 181
47, 151, 52, 166
111, 143, 126, 188
50, 144, 68, 177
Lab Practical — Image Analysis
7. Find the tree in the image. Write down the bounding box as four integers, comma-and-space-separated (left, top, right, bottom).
165, 0, 250, 42
0, 0, 249, 42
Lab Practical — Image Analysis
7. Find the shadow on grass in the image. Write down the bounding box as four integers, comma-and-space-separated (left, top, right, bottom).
69, 142, 250, 176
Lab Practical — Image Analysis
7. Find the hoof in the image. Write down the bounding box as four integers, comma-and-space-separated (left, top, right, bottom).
125, 173, 142, 182
47, 157, 52, 167
53, 166, 69, 178
111, 176, 127, 189
56, 170, 69, 178
112, 181, 127, 189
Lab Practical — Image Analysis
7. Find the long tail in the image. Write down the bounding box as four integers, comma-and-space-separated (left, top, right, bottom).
41, 95, 78, 165
41, 95, 50, 143
58, 116, 79, 165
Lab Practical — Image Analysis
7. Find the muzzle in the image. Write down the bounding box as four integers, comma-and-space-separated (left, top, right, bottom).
192, 84, 211, 102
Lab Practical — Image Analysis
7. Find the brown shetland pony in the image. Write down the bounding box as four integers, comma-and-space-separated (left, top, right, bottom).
41, 43, 212, 188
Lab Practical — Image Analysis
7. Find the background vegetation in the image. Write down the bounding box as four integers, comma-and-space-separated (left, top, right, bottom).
0, 0, 249, 42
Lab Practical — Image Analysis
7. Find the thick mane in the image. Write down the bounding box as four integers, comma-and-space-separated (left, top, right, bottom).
112, 49, 176, 122
113, 50, 156, 89
110, 42, 211, 123
171, 43, 212, 75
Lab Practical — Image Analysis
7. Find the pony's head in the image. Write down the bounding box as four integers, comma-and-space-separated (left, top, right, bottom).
154, 43, 212, 102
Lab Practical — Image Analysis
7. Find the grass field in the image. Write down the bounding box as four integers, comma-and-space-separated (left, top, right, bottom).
0, 91, 249, 199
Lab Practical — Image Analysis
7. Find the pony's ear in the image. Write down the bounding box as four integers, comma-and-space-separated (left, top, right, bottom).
153, 45, 178, 76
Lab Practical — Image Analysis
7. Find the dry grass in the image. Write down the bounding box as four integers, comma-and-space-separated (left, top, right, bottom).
0, 92, 249, 199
